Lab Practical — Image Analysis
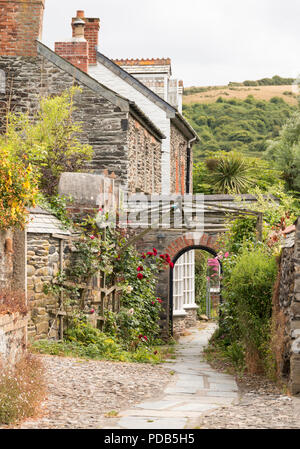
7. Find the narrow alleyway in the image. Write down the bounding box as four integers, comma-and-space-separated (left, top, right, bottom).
16, 322, 300, 429
105, 322, 239, 429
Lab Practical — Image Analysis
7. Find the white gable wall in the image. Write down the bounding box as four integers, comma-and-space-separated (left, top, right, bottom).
89, 63, 171, 194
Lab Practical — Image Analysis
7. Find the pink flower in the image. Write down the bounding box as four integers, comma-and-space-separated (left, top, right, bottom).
144, 336, 148, 341
90, 235, 95, 240
152, 301, 155, 305
157, 298, 162, 303
90, 309, 95, 314
207, 276, 210, 281
224, 252, 229, 258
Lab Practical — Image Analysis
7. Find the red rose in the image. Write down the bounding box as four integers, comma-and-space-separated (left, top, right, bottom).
90, 235, 95, 240
159, 254, 165, 259
90, 309, 95, 314
144, 336, 148, 341
141, 253, 146, 259
169, 262, 174, 268
147, 251, 153, 256
137, 273, 143, 280
137, 266, 143, 272
153, 248, 158, 256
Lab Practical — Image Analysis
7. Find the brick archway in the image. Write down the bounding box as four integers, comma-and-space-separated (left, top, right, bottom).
164, 232, 219, 260
136, 230, 220, 339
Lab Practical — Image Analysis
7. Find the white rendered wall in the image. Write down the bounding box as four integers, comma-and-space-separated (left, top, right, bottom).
89, 63, 171, 194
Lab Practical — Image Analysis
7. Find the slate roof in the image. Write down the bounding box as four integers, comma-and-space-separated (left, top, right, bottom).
37, 41, 165, 141
27, 207, 71, 236
96, 51, 200, 142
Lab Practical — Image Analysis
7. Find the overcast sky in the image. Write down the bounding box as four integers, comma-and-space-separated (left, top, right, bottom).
42, 0, 300, 87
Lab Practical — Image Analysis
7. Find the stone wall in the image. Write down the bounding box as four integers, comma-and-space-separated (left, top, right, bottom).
275, 218, 300, 394
0, 51, 131, 183
0, 230, 14, 289
0, 312, 28, 368
170, 123, 191, 194
27, 233, 70, 340
127, 116, 161, 194
0, 229, 27, 367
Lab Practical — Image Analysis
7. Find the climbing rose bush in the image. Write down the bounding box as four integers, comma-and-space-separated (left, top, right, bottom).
108, 246, 173, 347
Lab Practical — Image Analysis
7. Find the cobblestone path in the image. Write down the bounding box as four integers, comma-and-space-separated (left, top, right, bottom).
11, 322, 300, 429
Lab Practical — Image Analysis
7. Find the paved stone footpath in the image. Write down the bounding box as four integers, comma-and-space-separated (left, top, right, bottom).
10, 322, 300, 429
16, 357, 172, 429
107, 322, 239, 429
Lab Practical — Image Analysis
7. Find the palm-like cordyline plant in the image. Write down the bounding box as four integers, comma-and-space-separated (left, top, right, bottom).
206, 153, 255, 194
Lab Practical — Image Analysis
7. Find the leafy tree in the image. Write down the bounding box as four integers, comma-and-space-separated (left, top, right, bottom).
1, 87, 93, 197
266, 111, 300, 194
183, 96, 295, 162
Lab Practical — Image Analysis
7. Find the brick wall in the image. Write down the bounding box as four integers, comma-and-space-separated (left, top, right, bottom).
0, 0, 45, 57
55, 40, 89, 73
71, 11, 100, 66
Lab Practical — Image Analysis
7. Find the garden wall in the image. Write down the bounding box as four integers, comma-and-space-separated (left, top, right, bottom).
0, 229, 27, 368
0, 313, 28, 368
275, 218, 300, 394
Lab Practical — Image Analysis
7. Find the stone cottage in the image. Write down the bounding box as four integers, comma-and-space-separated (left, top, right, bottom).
55, 10, 199, 196
54, 9, 201, 331
0, 0, 165, 195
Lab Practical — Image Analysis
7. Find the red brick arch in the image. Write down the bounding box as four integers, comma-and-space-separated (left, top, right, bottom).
164, 232, 218, 260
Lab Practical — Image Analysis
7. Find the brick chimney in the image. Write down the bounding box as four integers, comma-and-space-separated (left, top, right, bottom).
71, 11, 100, 66
0, 0, 45, 57
55, 14, 89, 73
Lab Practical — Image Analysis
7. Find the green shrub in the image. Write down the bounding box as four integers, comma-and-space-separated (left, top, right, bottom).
222, 245, 277, 373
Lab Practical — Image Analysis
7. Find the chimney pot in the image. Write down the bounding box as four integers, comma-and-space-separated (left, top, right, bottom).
77, 10, 85, 18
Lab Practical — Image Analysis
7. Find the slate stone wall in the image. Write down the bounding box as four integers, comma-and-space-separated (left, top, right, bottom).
127, 116, 161, 194
0, 53, 132, 183
170, 123, 191, 194
275, 219, 300, 394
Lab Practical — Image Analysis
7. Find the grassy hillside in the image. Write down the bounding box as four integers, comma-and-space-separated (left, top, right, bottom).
183, 84, 297, 106
183, 96, 296, 162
